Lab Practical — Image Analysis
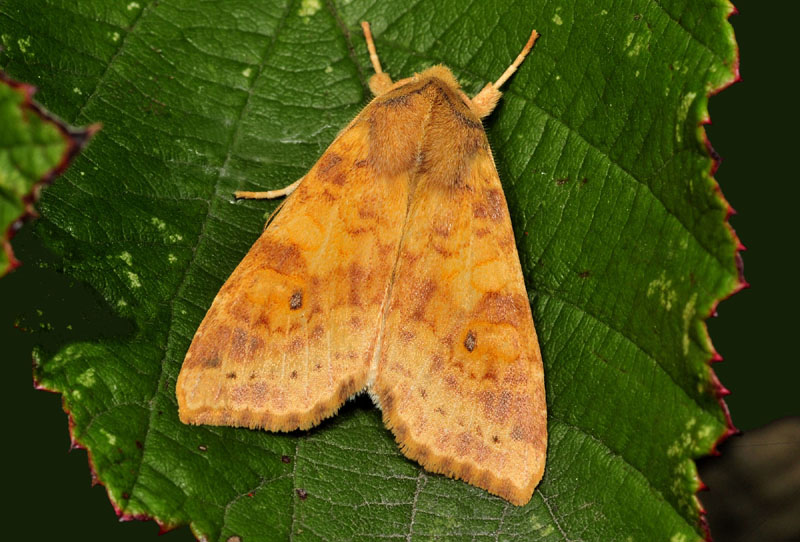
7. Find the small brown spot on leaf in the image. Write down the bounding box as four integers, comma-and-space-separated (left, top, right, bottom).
290, 370, 298, 379
464, 330, 477, 352
226, 372, 237, 379
281, 455, 291, 464
556, 177, 568, 185
492, 435, 500, 444
578, 270, 591, 278
290, 291, 303, 310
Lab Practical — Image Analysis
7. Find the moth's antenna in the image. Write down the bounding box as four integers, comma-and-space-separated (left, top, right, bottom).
361, 21, 383, 75
471, 29, 539, 118
361, 21, 394, 96
493, 29, 539, 90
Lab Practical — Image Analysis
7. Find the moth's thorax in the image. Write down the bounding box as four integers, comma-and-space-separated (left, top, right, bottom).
364, 65, 489, 186
376, 65, 481, 120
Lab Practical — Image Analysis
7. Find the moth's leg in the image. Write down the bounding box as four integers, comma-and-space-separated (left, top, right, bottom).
361, 21, 393, 96
234, 178, 302, 200
471, 29, 539, 118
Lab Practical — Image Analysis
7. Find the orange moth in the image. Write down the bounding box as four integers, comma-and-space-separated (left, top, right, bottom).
176, 22, 546, 506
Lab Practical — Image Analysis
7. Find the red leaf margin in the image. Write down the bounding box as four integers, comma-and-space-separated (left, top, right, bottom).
0, 70, 99, 276
692, 2, 748, 540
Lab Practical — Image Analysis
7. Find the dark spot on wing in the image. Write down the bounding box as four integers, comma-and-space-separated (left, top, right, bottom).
478, 390, 512, 423
464, 330, 477, 352
318, 153, 342, 175
288, 337, 305, 353
256, 239, 306, 276
485, 189, 504, 222
411, 279, 437, 321
474, 291, 527, 326
348, 262, 366, 307
310, 324, 324, 341
203, 355, 221, 368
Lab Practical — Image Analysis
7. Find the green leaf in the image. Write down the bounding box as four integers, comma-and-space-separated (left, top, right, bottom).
2, 0, 741, 540
0, 72, 92, 275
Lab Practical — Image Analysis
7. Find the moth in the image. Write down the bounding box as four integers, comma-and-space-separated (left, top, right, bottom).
176, 22, 546, 506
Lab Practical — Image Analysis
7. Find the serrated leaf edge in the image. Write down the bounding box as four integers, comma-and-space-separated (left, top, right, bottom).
0, 70, 98, 277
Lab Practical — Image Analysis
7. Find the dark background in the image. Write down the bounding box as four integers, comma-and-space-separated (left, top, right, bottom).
2, 2, 798, 540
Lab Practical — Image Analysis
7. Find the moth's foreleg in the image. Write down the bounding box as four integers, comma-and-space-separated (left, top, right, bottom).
234, 178, 302, 200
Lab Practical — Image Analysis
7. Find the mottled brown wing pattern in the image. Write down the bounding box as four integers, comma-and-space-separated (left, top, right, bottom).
177, 62, 546, 505
369, 82, 546, 505
176, 115, 418, 431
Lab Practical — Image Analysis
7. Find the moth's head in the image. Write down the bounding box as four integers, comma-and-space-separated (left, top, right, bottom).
415, 65, 461, 91
414, 65, 486, 118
